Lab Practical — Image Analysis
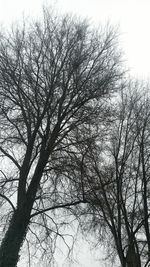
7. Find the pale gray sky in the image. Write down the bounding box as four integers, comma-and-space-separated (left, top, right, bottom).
1, 0, 150, 266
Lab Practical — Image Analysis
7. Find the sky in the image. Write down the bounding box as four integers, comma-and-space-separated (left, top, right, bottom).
0, 0, 150, 266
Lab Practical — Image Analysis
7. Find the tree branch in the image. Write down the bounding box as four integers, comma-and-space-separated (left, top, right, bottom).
0, 147, 21, 170
30, 199, 87, 218
0, 193, 16, 211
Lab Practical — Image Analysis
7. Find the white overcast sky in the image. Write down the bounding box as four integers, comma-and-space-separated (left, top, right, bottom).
1, 0, 150, 266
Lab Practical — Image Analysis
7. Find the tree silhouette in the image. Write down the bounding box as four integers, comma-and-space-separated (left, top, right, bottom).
0, 9, 121, 267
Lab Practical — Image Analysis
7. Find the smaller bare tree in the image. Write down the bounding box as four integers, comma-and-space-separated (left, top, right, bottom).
75, 83, 150, 267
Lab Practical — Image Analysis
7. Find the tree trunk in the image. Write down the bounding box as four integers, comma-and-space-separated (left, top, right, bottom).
126, 246, 141, 267
0, 208, 30, 267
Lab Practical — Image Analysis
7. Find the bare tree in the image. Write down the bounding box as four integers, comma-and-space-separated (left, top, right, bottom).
76, 83, 150, 267
0, 8, 121, 267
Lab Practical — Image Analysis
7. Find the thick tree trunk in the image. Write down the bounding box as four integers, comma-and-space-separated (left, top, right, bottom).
126, 246, 141, 267
0, 208, 30, 267
0, 145, 51, 267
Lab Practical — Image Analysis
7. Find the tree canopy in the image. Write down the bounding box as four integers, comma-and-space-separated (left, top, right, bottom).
0, 8, 122, 267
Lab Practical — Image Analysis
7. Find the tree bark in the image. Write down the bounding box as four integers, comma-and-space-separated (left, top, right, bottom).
126, 245, 141, 267
0, 208, 30, 267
